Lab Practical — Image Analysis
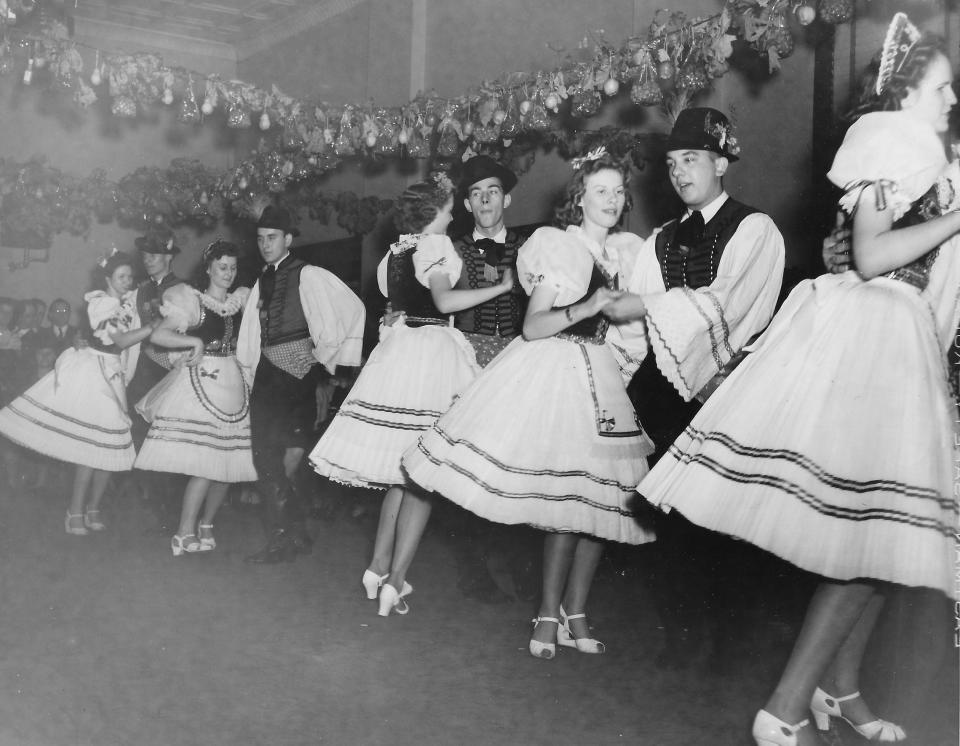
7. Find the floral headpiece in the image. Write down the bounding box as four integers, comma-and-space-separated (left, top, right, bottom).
431, 170, 454, 197
570, 146, 607, 170
876, 12, 921, 96
707, 116, 741, 159
96, 246, 119, 269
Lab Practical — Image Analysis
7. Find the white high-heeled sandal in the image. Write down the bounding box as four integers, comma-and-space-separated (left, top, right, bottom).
362, 569, 388, 600
528, 616, 559, 660
377, 581, 413, 617
171, 533, 202, 557
752, 710, 810, 746
65, 512, 88, 536
557, 606, 605, 654
83, 510, 106, 531
197, 523, 215, 551
810, 687, 906, 741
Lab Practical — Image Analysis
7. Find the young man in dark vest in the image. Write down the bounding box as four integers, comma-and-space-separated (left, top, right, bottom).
127, 229, 184, 528
445, 155, 538, 602
604, 107, 785, 670
237, 205, 365, 564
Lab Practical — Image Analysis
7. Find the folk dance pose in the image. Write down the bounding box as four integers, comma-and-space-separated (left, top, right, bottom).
603, 107, 786, 670
134, 240, 257, 555
638, 16, 960, 745
238, 205, 365, 564
0, 252, 157, 534
310, 174, 513, 615
404, 151, 655, 657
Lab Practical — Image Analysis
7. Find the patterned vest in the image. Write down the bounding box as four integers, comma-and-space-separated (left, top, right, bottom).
631, 198, 763, 457
137, 273, 181, 325
260, 257, 310, 347
387, 247, 445, 324
452, 228, 530, 337
654, 198, 759, 290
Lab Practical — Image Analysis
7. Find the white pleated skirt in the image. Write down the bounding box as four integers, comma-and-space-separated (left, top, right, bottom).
134, 354, 256, 483
0, 347, 134, 471
309, 321, 480, 489
403, 336, 656, 544
640, 273, 958, 596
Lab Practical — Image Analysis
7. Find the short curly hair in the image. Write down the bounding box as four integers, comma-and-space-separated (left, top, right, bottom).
194, 239, 240, 291
98, 251, 135, 280
393, 172, 455, 234
552, 152, 633, 230
846, 33, 949, 120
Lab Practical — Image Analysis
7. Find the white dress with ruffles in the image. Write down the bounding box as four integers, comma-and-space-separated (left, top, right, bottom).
0, 291, 139, 471
639, 111, 960, 596
309, 234, 481, 489
403, 226, 656, 544
134, 286, 257, 483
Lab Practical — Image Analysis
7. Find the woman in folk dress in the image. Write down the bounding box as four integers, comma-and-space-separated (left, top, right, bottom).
404, 151, 654, 657
0, 251, 156, 535
134, 240, 256, 556
309, 173, 514, 615
639, 16, 960, 745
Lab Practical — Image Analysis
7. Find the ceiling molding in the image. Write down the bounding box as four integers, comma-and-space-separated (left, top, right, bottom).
234, 0, 367, 60
74, 16, 238, 66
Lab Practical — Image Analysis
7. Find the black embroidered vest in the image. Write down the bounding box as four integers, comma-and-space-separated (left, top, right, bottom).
452, 228, 529, 337
387, 247, 445, 323
654, 198, 759, 290
137, 273, 181, 325
260, 257, 310, 347
556, 262, 613, 345
882, 184, 942, 291
631, 198, 763, 459
191, 307, 241, 356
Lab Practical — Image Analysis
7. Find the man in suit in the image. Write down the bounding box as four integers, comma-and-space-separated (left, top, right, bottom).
45, 298, 79, 355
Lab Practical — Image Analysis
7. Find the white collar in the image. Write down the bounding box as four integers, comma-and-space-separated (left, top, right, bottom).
685, 192, 728, 224
472, 227, 507, 244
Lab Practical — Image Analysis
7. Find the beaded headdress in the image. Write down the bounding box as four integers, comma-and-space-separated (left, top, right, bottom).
876, 13, 922, 96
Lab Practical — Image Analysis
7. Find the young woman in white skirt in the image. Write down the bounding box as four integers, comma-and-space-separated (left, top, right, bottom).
0, 251, 157, 535
403, 150, 655, 657
134, 240, 256, 556
639, 17, 960, 745
309, 173, 514, 615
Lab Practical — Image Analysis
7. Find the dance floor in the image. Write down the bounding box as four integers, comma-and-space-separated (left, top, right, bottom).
0, 467, 956, 746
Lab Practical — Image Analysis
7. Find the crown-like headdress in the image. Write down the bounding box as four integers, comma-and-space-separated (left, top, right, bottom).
876, 12, 922, 96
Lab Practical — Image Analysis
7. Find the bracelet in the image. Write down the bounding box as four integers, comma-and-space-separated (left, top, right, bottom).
564, 307, 574, 323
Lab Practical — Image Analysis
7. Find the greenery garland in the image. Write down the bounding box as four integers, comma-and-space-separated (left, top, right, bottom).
0, 0, 842, 248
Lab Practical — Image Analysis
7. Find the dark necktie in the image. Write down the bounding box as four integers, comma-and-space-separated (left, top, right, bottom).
474, 238, 505, 268
674, 210, 704, 250
260, 264, 276, 304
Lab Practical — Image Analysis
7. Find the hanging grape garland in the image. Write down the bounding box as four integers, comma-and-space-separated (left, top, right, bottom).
0, 0, 841, 247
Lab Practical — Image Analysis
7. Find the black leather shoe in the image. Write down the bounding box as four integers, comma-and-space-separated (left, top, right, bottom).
244, 531, 296, 564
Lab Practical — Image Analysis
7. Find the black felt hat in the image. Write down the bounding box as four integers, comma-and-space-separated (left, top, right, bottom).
256, 205, 300, 237
134, 229, 180, 255
665, 107, 740, 162
459, 155, 518, 194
